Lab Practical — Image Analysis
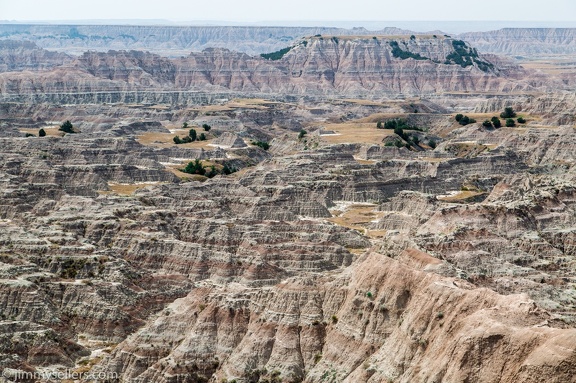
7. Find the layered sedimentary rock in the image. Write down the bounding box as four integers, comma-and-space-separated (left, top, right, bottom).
0, 24, 415, 56
0, 40, 72, 72
0, 36, 538, 101
95, 253, 576, 383
460, 28, 576, 57
1, 23, 576, 383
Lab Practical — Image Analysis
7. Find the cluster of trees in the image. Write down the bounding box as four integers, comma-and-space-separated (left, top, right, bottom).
174, 123, 211, 144
181, 159, 237, 178
389, 41, 428, 61
261, 46, 292, 61
455, 114, 477, 126
251, 141, 270, 150
385, 126, 423, 149
376, 118, 423, 131
378, 118, 433, 150
174, 128, 206, 144
32, 120, 74, 137
480, 108, 526, 128
482, 116, 503, 128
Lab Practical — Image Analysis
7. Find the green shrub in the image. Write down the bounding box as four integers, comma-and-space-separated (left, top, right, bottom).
261, 46, 292, 60
505, 118, 516, 127
202, 124, 211, 131
428, 139, 437, 149
252, 141, 270, 150
39, 128, 46, 137
221, 163, 236, 175
389, 41, 428, 61
500, 107, 517, 118
482, 120, 492, 128
173, 136, 183, 144
455, 114, 464, 122
491, 116, 502, 128
59, 120, 74, 133
298, 129, 307, 139
517, 117, 526, 124
182, 159, 206, 175
199, 133, 207, 141
189, 128, 197, 141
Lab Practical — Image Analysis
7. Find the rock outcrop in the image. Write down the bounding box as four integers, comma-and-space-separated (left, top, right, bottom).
0, 24, 416, 56
0, 36, 537, 101
460, 28, 576, 57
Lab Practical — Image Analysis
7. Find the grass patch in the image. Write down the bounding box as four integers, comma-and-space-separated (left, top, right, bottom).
320, 122, 395, 145
106, 182, 162, 195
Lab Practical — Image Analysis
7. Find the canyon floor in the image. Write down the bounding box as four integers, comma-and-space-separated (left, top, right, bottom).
0, 26, 576, 383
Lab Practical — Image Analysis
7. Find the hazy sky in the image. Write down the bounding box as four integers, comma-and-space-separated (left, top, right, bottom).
1, 0, 575, 22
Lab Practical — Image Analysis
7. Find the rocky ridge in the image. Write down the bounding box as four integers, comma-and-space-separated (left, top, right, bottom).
0, 36, 545, 102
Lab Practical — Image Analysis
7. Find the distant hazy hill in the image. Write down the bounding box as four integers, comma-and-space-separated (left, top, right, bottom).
0, 24, 416, 56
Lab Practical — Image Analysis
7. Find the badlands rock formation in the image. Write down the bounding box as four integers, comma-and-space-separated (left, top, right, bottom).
460, 28, 576, 57
0, 36, 548, 102
0, 24, 414, 56
0, 26, 575, 383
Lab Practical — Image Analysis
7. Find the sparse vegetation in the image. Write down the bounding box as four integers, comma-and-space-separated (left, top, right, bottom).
379, 118, 423, 132
455, 115, 477, 126
444, 40, 494, 72
500, 107, 517, 119
252, 141, 270, 150
181, 159, 237, 178
261, 46, 292, 60
174, 128, 201, 144
182, 159, 206, 175
59, 120, 75, 134
389, 41, 428, 61
491, 116, 502, 128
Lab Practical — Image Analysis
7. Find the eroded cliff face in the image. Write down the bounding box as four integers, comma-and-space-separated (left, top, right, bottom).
96, 253, 576, 383
0, 41, 72, 72
460, 28, 576, 57
1, 109, 576, 381
0, 36, 537, 100
0, 24, 414, 56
